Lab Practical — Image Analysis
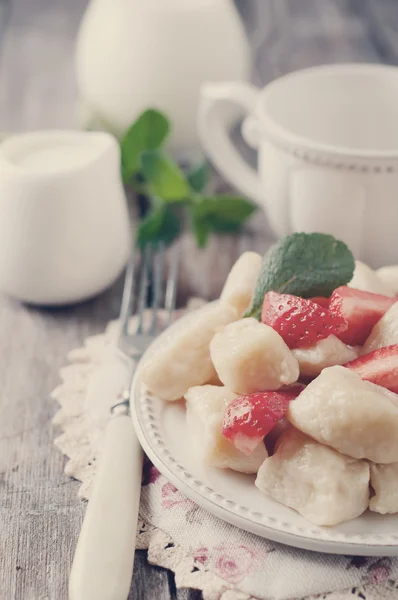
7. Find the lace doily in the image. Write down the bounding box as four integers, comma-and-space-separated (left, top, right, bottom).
51, 308, 398, 600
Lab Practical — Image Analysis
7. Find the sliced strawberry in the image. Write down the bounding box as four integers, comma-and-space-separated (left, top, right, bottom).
222, 385, 304, 455
329, 286, 395, 346
261, 291, 347, 349
344, 345, 398, 393
311, 296, 330, 309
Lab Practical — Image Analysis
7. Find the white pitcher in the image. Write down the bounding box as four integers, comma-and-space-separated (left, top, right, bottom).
0, 131, 130, 305
198, 64, 398, 267
75, 0, 250, 159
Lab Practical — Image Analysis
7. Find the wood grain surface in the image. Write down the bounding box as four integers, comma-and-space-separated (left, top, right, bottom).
1, 1, 398, 598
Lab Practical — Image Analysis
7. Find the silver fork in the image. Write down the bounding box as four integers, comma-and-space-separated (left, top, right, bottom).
69, 242, 179, 600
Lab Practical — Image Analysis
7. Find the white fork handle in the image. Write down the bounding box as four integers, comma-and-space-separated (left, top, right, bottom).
69, 414, 143, 600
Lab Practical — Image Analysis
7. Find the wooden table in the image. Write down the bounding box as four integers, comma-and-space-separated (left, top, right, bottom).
1, 1, 398, 598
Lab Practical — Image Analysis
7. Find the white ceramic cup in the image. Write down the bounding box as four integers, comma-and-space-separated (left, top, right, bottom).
199, 63, 398, 267
0, 130, 130, 304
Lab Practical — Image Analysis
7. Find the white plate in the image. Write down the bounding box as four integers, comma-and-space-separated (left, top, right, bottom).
131, 307, 398, 556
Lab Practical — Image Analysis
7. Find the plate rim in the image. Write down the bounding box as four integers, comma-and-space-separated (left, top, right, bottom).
131, 306, 398, 556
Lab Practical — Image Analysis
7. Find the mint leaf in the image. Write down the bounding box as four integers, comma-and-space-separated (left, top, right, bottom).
196, 195, 257, 225
191, 195, 257, 238
120, 109, 169, 183
136, 204, 165, 247
245, 233, 355, 319
137, 201, 181, 248
192, 215, 211, 248
187, 161, 209, 193
159, 206, 181, 245
189, 195, 257, 248
206, 218, 242, 233
141, 151, 190, 201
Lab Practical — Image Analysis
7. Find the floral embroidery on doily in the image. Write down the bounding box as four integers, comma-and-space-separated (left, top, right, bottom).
193, 545, 257, 584
52, 312, 398, 600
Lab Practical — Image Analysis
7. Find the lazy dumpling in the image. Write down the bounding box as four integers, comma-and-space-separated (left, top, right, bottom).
255, 428, 369, 526
292, 335, 357, 378
349, 260, 394, 296
364, 301, 398, 352
185, 385, 267, 473
141, 302, 237, 401
377, 266, 398, 295
220, 252, 262, 316
369, 463, 398, 514
287, 366, 398, 463
210, 318, 299, 394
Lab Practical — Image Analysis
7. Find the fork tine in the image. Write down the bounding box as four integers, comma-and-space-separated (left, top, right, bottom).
119, 240, 178, 350
149, 242, 165, 335
118, 245, 137, 341
164, 244, 179, 327
136, 244, 152, 334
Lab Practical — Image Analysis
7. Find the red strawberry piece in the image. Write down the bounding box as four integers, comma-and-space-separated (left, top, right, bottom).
311, 296, 330, 309
344, 345, 398, 393
261, 291, 347, 349
222, 385, 304, 455
329, 286, 396, 346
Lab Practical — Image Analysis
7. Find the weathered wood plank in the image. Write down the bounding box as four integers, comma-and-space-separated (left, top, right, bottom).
0, 291, 118, 600
130, 551, 171, 600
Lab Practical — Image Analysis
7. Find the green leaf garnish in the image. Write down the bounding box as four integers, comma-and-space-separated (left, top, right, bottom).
137, 201, 181, 248
119, 109, 258, 248
195, 195, 256, 228
191, 213, 210, 248
136, 203, 164, 247
158, 206, 181, 245
120, 109, 169, 184
187, 161, 209, 193
141, 151, 190, 201
245, 233, 355, 319
189, 195, 256, 247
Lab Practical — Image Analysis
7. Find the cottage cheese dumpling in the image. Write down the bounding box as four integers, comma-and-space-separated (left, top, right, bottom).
377, 266, 398, 295
292, 335, 357, 378
370, 463, 398, 514
349, 260, 394, 296
220, 252, 262, 315
364, 301, 398, 352
255, 428, 369, 526
288, 366, 398, 463
141, 302, 237, 401
210, 318, 299, 395
185, 385, 267, 473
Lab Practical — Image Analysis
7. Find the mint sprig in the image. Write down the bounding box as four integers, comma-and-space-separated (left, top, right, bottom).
120, 110, 169, 184
136, 201, 181, 248
119, 109, 257, 248
141, 151, 190, 201
187, 161, 209, 193
245, 233, 355, 319
191, 195, 257, 248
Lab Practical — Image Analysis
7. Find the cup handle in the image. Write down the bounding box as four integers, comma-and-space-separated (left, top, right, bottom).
198, 82, 264, 205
